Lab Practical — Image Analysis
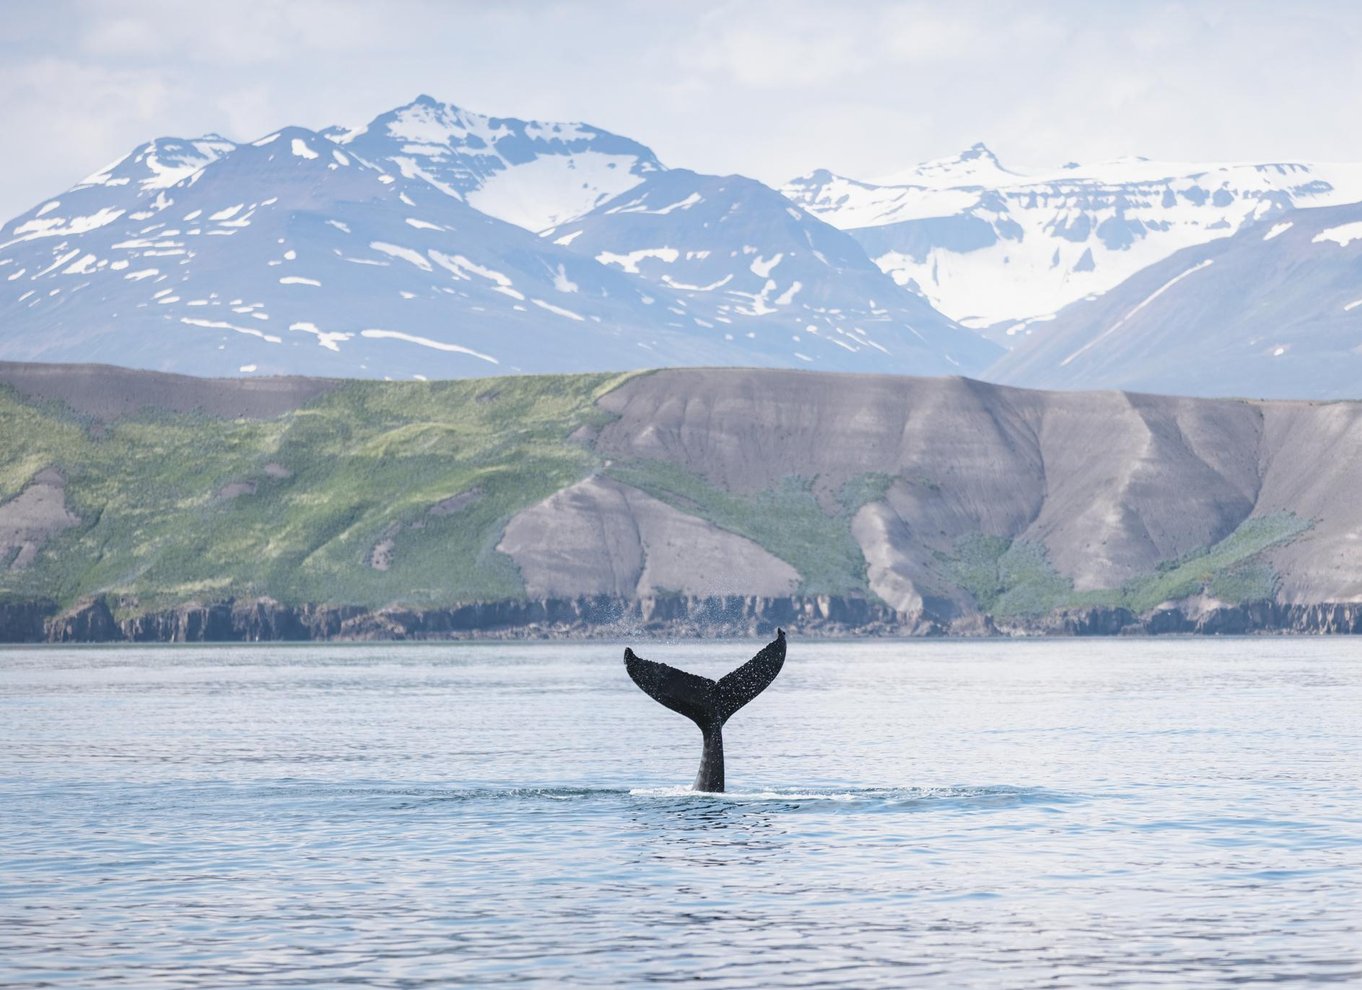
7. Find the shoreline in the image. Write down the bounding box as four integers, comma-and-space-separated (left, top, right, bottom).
5, 594, 1362, 644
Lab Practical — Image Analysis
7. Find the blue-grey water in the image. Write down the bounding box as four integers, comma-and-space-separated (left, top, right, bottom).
2, 639, 1360, 987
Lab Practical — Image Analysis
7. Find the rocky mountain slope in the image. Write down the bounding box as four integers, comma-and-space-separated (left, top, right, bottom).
3, 363, 1361, 640
540, 168, 997, 371
987, 201, 1362, 398
0, 97, 994, 381
785, 144, 1362, 333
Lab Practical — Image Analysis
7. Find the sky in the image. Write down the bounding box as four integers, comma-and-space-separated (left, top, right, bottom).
3, 0, 1362, 219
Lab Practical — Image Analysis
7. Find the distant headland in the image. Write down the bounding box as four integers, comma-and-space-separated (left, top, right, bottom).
3, 362, 1361, 643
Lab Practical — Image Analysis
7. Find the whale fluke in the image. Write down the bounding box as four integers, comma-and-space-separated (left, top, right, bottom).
624, 629, 786, 792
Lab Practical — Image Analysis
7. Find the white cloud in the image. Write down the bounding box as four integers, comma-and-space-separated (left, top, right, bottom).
0, 56, 177, 199
682, 2, 867, 88
75, 0, 406, 63
1, 0, 1361, 220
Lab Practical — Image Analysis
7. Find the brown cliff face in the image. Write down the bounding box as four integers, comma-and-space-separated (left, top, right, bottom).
0, 469, 79, 572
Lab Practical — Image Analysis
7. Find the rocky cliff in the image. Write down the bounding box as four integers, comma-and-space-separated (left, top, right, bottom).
20, 595, 1362, 643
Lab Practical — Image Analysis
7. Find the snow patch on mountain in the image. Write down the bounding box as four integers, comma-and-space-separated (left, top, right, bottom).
1059, 259, 1214, 368
359, 328, 498, 363
596, 247, 680, 273
79, 135, 235, 191
786, 146, 1362, 329
466, 152, 646, 232
4, 207, 126, 246
1312, 221, 1362, 247
329, 96, 662, 233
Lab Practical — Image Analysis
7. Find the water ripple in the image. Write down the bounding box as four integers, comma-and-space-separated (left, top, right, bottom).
3, 640, 1362, 987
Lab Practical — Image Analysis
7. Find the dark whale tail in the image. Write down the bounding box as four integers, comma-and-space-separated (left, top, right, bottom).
624, 629, 786, 792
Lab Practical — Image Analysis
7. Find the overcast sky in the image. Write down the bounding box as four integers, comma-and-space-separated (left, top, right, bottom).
3, 0, 1362, 219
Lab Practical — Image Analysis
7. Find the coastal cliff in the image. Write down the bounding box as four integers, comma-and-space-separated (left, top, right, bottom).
9, 595, 1362, 643
4, 363, 1362, 641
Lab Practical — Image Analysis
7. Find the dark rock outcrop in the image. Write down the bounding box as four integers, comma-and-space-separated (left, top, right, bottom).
116, 598, 366, 642
46, 597, 121, 642
0, 597, 57, 641
22, 594, 1362, 643
1021, 606, 1140, 636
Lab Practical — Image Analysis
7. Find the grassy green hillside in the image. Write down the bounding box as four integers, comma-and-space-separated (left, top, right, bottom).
933, 513, 1308, 620
0, 373, 632, 612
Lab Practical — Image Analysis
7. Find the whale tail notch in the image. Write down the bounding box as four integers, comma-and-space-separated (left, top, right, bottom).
624, 629, 786, 792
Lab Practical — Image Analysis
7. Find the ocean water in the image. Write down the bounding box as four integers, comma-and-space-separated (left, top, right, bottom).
1, 638, 1360, 987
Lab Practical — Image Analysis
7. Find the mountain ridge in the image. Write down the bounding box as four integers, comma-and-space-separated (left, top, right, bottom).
0, 97, 996, 382
785, 146, 1362, 330
987, 199, 1362, 398
5, 96, 1362, 399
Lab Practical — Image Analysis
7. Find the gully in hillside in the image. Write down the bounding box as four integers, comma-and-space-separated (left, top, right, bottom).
624, 629, 787, 793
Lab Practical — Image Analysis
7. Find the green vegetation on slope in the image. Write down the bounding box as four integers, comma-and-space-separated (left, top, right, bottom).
936, 535, 1073, 618
1116, 513, 1310, 612
602, 460, 889, 596
0, 373, 635, 611
935, 513, 1310, 618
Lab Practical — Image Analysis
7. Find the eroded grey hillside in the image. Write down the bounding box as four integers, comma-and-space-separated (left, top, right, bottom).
502, 369, 1362, 630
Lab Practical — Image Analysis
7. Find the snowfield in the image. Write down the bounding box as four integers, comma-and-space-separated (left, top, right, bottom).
785, 145, 1362, 328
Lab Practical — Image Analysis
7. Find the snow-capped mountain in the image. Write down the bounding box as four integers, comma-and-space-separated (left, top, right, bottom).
80, 134, 238, 192
5, 134, 238, 261
0, 101, 998, 379
326, 95, 662, 232
543, 168, 999, 372
784, 144, 1362, 333
324, 97, 1001, 374
986, 201, 1362, 399
20, 94, 1362, 394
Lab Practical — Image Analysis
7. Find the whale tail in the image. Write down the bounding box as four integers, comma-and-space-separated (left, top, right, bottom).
624, 629, 786, 792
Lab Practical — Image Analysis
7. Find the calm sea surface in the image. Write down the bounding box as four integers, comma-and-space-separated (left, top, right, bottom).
1, 638, 1360, 987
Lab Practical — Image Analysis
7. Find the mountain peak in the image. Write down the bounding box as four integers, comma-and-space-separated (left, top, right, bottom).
249, 124, 328, 145
871, 142, 1016, 190
76, 134, 238, 192
959, 142, 1004, 166
326, 96, 664, 231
